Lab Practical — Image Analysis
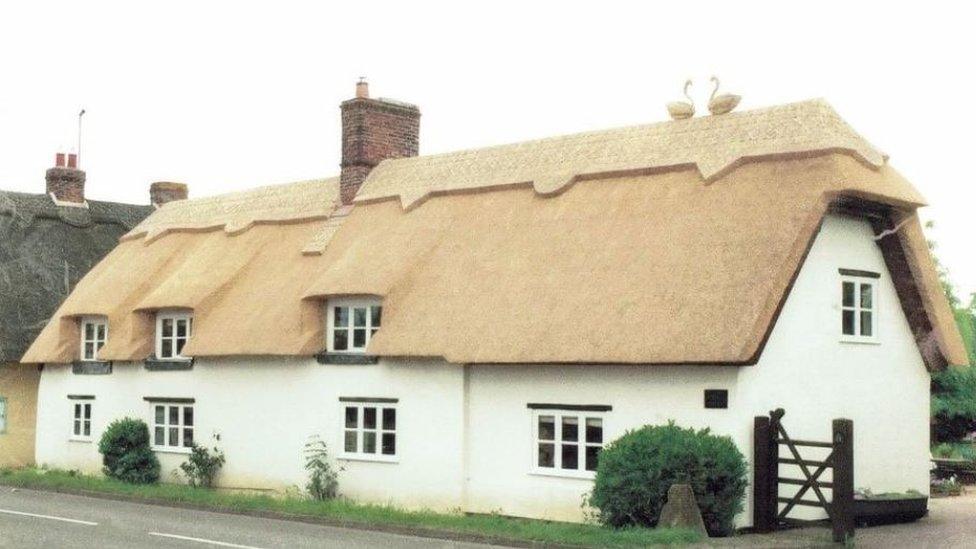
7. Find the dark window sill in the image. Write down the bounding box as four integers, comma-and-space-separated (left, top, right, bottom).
144, 357, 194, 371
315, 352, 379, 365
71, 361, 113, 375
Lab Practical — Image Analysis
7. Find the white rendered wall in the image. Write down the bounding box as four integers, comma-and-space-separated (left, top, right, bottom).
464, 214, 931, 526
35, 357, 466, 511
34, 214, 931, 528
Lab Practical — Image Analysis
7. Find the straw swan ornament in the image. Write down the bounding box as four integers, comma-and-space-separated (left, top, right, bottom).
666, 80, 695, 120
708, 76, 741, 115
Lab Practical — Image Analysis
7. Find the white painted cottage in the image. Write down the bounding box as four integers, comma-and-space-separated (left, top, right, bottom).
21, 83, 967, 528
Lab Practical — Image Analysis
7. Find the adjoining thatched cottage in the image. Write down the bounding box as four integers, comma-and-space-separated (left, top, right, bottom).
21, 83, 966, 527
0, 155, 158, 467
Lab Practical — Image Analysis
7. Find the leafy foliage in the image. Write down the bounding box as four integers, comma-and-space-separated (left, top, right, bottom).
925, 221, 976, 441
179, 445, 226, 488
98, 418, 160, 484
588, 422, 747, 537
304, 436, 341, 500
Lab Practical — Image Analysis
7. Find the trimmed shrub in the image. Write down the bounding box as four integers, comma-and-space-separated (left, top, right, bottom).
179, 445, 225, 488
98, 418, 160, 484
589, 422, 748, 537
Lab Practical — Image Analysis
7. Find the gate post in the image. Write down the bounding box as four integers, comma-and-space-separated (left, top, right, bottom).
831, 419, 855, 543
753, 414, 777, 532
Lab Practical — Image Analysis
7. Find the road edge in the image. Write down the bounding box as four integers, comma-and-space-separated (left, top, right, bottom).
0, 481, 579, 549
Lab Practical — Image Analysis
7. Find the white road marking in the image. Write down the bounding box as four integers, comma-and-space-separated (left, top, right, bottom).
0, 507, 98, 526
148, 532, 267, 549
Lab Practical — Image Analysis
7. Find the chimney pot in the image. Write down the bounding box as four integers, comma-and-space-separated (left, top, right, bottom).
356, 78, 369, 99
150, 181, 189, 207
46, 152, 86, 203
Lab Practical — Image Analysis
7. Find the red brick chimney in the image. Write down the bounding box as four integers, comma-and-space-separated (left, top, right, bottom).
46, 152, 86, 203
150, 182, 189, 207
339, 79, 420, 204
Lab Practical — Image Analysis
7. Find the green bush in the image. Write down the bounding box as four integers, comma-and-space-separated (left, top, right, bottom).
931, 366, 976, 442
98, 418, 160, 484
588, 422, 747, 537
179, 445, 225, 488
304, 436, 341, 500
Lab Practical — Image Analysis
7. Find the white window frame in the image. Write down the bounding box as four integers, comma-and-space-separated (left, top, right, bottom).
0, 396, 7, 434
70, 401, 93, 441
339, 401, 397, 463
531, 409, 606, 479
156, 311, 193, 360
150, 402, 194, 453
326, 297, 382, 354
80, 316, 108, 362
840, 275, 879, 343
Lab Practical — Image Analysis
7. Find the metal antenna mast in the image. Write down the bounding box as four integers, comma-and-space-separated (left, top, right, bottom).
77, 109, 86, 166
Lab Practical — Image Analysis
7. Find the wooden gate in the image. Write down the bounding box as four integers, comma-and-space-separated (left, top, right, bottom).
753, 408, 854, 543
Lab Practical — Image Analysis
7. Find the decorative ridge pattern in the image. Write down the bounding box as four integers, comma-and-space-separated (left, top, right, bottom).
356, 99, 887, 209
124, 177, 339, 242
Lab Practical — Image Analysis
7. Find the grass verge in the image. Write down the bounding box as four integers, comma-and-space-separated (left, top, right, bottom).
0, 467, 701, 548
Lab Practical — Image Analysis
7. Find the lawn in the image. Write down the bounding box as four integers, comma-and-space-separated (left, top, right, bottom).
0, 467, 701, 548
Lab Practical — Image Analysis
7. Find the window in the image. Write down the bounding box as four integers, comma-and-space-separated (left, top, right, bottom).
156, 312, 193, 360
80, 317, 108, 361
151, 403, 194, 450
841, 275, 877, 341
341, 401, 396, 460
327, 298, 382, 353
0, 397, 6, 434
71, 401, 92, 440
534, 410, 605, 477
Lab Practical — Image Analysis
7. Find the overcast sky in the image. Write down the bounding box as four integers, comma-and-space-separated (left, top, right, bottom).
1, 1, 974, 298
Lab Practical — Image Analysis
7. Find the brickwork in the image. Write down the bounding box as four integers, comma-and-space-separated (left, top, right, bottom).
339, 97, 420, 204
45, 166, 86, 203
150, 182, 189, 206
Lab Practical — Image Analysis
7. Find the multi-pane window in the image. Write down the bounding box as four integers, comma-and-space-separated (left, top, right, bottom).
535, 411, 604, 475
156, 312, 193, 359
152, 403, 194, 449
841, 277, 876, 340
80, 318, 108, 361
72, 402, 92, 439
328, 299, 382, 353
342, 402, 396, 459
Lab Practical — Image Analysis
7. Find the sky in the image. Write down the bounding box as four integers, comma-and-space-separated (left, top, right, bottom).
1, 1, 974, 298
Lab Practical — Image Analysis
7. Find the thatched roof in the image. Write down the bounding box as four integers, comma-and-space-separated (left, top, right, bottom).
21, 101, 967, 369
0, 190, 153, 362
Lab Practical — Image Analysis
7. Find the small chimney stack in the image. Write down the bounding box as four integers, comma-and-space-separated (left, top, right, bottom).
150, 182, 189, 207
339, 79, 420, 205
46, 152, 86, 203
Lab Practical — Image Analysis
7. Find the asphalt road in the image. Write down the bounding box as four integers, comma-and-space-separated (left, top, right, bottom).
0, 488, 502, 549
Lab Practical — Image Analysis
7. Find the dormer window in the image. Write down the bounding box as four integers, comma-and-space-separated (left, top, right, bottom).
80, 317, 108, 362
327, 298, 382, 353
156, 311, 193, 360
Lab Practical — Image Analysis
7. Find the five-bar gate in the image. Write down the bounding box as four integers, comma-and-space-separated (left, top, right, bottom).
753, 408, 854, 543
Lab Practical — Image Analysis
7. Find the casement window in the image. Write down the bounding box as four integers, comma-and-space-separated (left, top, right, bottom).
531, 405, 608, 478
840, 270, 879, 342
0, 397, 7, 434
340, 399, 397, 461
71, 401, 93, 440
80, 317, 108, 361
156, 312, 193, 360
327, 298, 382, 354
151, 402, 194, 450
